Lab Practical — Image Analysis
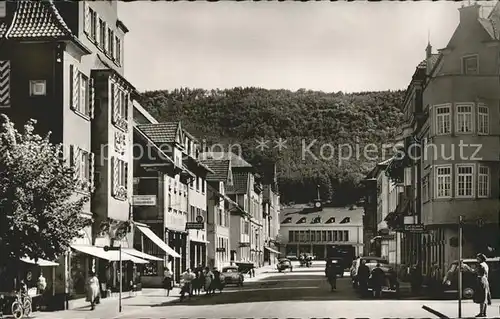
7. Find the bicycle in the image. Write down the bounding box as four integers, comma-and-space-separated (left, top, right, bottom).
10, 291, 32, 319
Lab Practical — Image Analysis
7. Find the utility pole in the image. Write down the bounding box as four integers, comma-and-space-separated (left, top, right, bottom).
104, 245, 123, 313
458, 215, 463, 318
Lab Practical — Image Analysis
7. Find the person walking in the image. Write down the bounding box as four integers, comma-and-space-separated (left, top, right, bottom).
85, 271, 100, 310
179, 269, 195, 301
326, 264, 337, 291
162, 267, 173, 296
357, 260, 370, 297
212, 267, 225, 294
473, 253, 492, 317
203, 267, 214, 294
370, 263, 385, 298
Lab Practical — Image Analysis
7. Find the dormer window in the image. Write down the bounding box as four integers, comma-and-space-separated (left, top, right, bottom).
311, 216, 321, 224
281, 217, 292, 224
296, 217, 306, 224
462, 55, 478, 75
339, 217, 350, 224
325, 217, 336, 224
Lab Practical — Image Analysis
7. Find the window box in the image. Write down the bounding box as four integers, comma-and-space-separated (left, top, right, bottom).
114, 185, 127, 201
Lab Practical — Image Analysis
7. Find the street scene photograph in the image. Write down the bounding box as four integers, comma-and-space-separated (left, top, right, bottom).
0, 0, 499, 318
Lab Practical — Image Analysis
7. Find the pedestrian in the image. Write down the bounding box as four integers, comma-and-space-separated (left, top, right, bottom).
163, 267, 173, 296
179, 268, 195, 301
203, 267, 214, 295
357, 260, 370, 297
370, 263, 385, 298
326, 264, 337, 291
85, 271, 100, 310
212, 267, 225, 294
473, 253, 491, 317
37, 273, 47, 295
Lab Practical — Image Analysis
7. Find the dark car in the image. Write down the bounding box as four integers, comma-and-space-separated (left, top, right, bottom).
441, 257, 499, 299
277, 258, 293, 272
325, 257, 344, 277
222, 266, 244, 287
351, 257, 399, 295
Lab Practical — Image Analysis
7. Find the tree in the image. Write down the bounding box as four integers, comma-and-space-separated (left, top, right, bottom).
0, 115, 91, 265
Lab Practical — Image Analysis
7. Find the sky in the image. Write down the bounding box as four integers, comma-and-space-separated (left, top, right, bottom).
117, 1, 488, 93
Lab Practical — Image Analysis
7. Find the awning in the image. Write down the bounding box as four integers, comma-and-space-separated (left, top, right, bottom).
122, 248, 163, 261
264, 247, 281, 254
189, 238, 210, 244
21, 258, 59, 267
135, 225, 181, 258
71, 245, 149, 264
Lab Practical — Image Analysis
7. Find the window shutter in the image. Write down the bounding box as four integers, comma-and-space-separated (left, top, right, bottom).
89, 152, 95, 191
70, 65, 79, 111
89, 77, 95, 118
95, 16, 100, 46
112, 157, 119, 196
84, 2, 90, 35
70, 145, 81, 180
103, 22, 108, 52
0, 60, 10, 107
124, 161, 129, 190
112, 83, 120, 123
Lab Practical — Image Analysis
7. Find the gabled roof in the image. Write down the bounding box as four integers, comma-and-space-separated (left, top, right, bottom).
1, 1, 90, 53
201, 159, 231, 182
136, 122, 181, 145
225, 171, 249, 194
200, 152, 252, 168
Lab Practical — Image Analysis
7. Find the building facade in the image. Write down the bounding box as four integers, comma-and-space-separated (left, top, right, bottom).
262, 184, 281, 265
133, 122, 211, 284
201, 159, 233, 269
279, 204, 363, 265
0, 0, 154, 298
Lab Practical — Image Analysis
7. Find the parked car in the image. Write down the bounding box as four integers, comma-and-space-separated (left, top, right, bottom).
277, 258, 293, 272
222, 266, 244, 287
326, 257, 344, 277
441, 257, 500, 299
286, 255, 298, 261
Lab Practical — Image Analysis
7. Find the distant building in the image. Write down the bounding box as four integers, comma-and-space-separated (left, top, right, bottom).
278, 203, 363, 265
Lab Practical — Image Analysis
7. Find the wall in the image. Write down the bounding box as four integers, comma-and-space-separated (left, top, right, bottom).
165, 175, 187, 231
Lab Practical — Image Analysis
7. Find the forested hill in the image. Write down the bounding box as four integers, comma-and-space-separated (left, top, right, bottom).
139, 87, 404, 206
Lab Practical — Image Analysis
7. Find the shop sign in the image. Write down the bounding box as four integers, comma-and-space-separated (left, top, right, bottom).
132, 195, 156, 206
186, 222, 204, 230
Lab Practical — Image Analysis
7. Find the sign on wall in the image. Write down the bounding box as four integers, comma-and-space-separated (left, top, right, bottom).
132, 195, 157, 206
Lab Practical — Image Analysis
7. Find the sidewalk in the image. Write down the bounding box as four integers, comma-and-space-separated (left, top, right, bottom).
31, 265, 276, 319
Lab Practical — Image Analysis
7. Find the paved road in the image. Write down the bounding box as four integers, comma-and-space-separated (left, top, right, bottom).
32, 262, 500, 318
115, 262, 500, 318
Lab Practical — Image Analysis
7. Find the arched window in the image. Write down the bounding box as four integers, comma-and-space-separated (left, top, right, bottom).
281, 217, 292, 224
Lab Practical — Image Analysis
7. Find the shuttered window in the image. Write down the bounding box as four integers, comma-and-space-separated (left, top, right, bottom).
0, 60, 10, 108
111, 82, 128, 130
70, 145, 94, 192
115, 36, 121, 64
112, 156, 128, 199
69, 65, 93, 119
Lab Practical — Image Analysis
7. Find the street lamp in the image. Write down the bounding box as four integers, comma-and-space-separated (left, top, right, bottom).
105, 227, 123, 313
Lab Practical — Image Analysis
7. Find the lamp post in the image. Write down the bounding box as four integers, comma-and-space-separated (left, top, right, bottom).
104, 245, 122, 312
458, 215, 464, 318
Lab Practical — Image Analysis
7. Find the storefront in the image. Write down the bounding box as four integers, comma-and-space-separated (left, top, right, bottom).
189, 240, 207, 269
69, 245, 150, 298
264, 246, 280, 265
167, 229, 187, 283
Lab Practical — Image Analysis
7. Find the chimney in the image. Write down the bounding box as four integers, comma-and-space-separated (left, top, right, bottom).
458, 4, 480, 23
426, 42, 432, 60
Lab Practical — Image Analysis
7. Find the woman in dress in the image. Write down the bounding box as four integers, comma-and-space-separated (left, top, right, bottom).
473, 253, 491, 317
163, 267, 173, 296
85, 271, 100, 311
203, 267, 214, 295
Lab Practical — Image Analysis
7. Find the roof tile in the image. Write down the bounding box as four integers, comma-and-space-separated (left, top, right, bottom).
200, 151, 252, 168
201, 159, 230, 182
4, 1, 72, 40
225, 171, 248, 194
137, 122, 180, 145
